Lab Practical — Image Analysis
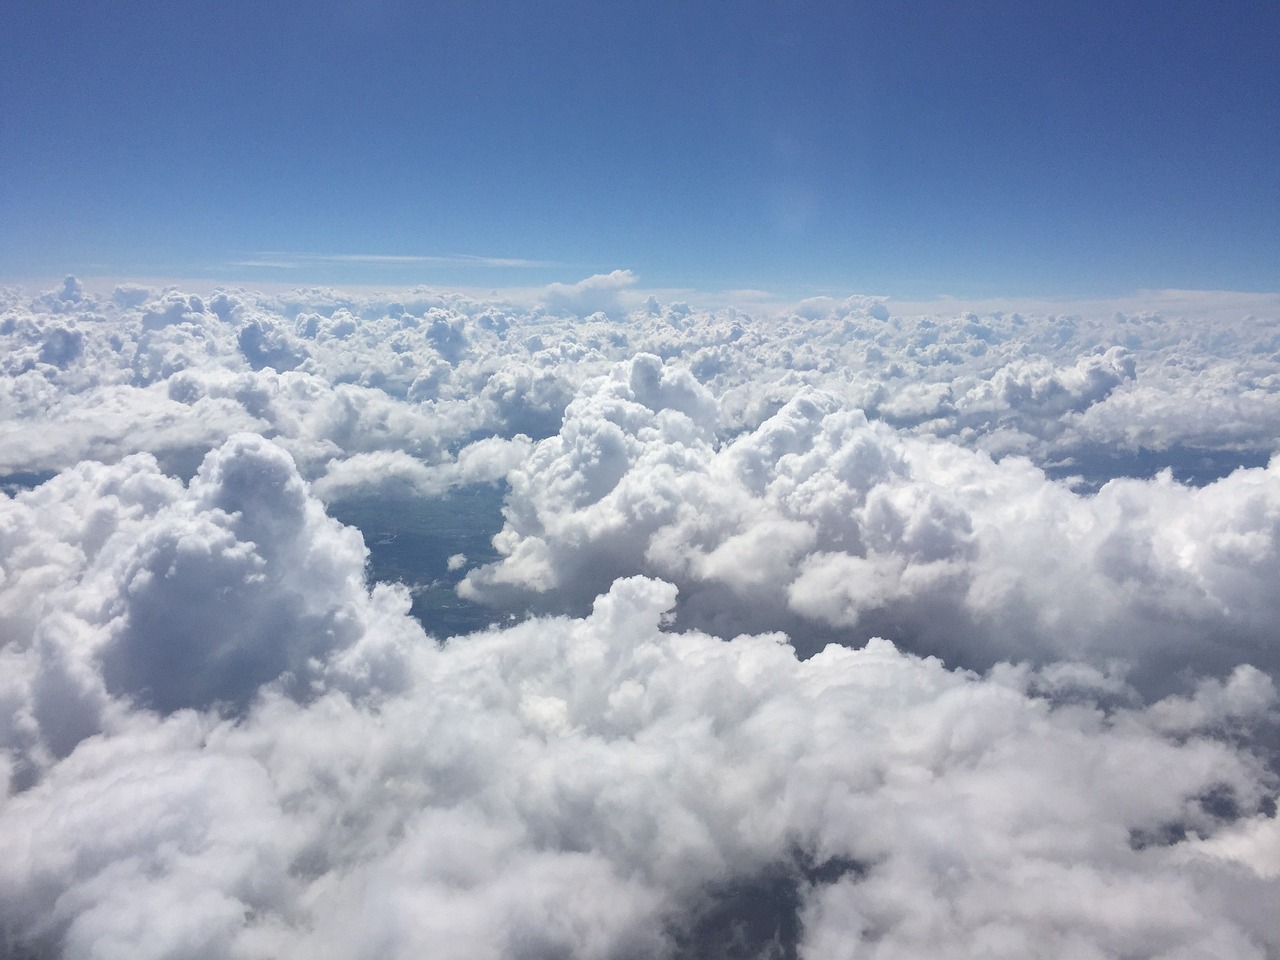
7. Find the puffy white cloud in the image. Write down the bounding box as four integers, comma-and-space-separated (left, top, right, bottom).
542, 269, 639, 318
5, 279, 1279, 480
463, 364, 1280, 692
312, 435, 533, 502
3, 508, 1278, 957
0, 435, 411, 775
4, 279, 1280, 958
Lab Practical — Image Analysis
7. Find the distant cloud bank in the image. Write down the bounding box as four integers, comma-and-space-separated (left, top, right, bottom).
2, 277, 1280, 958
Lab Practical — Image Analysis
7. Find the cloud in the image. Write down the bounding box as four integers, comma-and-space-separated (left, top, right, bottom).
312, 435, 533, 503
237, 318, 309, 372
462, 360, 1280, 693
541, 269, 639, 317
233, 252, 559, 270
3, 467, 1278, 957
5, 277, 1279, 481
0, 437, 386, 763
4, 279, 1280, 957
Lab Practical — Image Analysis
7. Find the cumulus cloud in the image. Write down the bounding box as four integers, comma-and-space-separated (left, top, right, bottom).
542, 269, 639, 317
0, 436, 395, 770
3, 446, 1279, 958
460, 360, 1280, 692
312, 435, 534, 502
4, 278, 1280, 957
5, 278, 1279, 479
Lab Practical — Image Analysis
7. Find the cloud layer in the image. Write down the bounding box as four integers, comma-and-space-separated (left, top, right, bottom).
462, 359, 1280, 691
3, 278, 1280, 958
4, 437, 1280, 960
5, 280, 1279, 482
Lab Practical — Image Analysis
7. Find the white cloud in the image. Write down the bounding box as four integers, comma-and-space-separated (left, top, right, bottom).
6, 278, 1279, 478
461, 362, 1280, 692
3, 279, 1280, 957
3, 491, 1277, 957
312, 435, 533, 503
541, 269, 640, 317
234, 251, 558, 269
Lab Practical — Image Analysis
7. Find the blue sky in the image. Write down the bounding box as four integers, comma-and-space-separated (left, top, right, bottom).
3, 0, 1277, 298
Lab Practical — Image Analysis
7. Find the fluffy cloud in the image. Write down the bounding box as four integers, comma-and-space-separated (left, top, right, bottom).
4, 278, 1280, 957
542, 269, 639, 318
0, 436, 422, 773
5, 280, 1280, 482
312, 435, 534, 502
460, 358, 1280, 692
2, 444, 1279, 958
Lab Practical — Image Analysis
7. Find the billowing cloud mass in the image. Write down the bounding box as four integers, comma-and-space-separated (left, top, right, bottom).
461, 360, 1280, 692
3, 278, 1280, 958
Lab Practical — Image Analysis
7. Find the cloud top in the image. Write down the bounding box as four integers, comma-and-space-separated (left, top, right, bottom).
3, 280, 1280, 957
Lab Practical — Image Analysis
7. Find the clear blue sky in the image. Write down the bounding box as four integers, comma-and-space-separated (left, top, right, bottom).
3, 0, 1277, 297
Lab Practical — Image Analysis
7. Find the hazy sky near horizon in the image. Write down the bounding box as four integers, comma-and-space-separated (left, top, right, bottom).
3, 0, 1278, 296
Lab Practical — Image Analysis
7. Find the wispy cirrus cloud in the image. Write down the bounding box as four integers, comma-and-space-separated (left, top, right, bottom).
229, 251, 559, 270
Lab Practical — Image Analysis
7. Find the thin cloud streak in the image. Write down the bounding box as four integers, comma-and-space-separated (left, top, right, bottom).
231, 251, 561, 270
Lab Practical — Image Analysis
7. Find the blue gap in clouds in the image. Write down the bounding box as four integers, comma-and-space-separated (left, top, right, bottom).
1042, 445, 1272, 494
0, 471, 59, 497
326, 484, 509, 639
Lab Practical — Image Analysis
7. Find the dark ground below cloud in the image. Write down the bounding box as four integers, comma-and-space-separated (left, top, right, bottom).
327, 484, 509, 638
1042, 444, 1271, 492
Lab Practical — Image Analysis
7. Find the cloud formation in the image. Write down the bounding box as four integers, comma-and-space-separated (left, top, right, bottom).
460, 356, 1280, 692
233, 251, 558, 270
3, 278, 1280, 958
4, 279, 1278, 481
3, 437, 1279, 959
